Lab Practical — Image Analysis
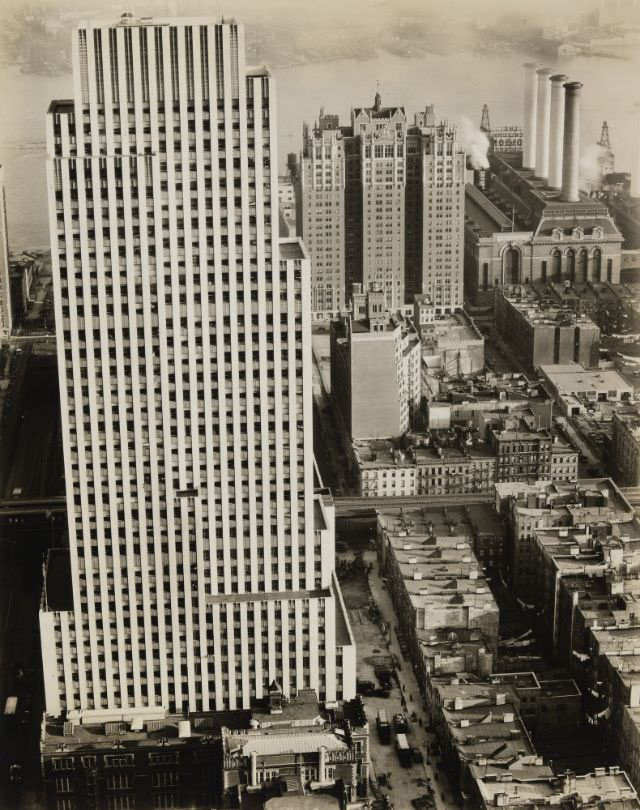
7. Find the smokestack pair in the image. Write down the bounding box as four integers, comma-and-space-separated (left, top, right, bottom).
523, 64, 582, 202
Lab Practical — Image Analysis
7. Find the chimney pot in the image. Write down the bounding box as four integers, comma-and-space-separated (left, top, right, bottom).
561, 82, 583, 203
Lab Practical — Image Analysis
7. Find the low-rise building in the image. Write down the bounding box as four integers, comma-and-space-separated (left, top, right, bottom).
330, 285, 421, 441
612, 408, 640, 486
470, 765, 640, 810
221, 687, 369, 807
489, 416, 578, 484
376, 508, 500, 689
353, 430, 497, 498
495, 478, 633, 602
426, 374, 554, 431
352, 414, 577, 499
413, 297, 485, 377
495, 285, 600, 371
540, 362, 634, 417
486, 671, 582, 739
41, 711, 229, 810
425, 676, 535, 796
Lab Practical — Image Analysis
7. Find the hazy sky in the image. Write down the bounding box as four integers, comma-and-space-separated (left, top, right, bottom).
0, 0, 604, 23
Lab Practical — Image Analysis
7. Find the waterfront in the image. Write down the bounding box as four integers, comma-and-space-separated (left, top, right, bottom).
0, 47, 639, 251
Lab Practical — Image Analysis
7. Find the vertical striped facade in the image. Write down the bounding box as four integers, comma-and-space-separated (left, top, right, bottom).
40, 15, 355, 720
0, 165, 11, 338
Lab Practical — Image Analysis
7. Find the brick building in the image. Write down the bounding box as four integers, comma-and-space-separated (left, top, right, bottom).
612, 409, 640, 486
494, 285, 600, 371
297, 97, 466, 316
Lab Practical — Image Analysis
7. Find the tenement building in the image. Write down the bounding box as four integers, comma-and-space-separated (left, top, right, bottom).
40, 12, 355, 744
376, 508, 500, 688
612, 408, 640, 486
330, 285, 421, 442
495, 478, 633, 604
297, 97, 465, 316
465, 72, 622, 306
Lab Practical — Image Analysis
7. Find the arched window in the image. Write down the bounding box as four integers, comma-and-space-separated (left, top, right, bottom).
593, 248, 602, 282
551, 249, 562, 281
566, 249, 575, 282
503, 247, 520, 285
577, 248, 588, 283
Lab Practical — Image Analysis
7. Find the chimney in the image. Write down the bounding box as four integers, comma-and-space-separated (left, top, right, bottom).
535, 68, 553, 179
631, 103, 640, 199
548, 74, 569, 189
561, 82, 583, 203
523, 62, 540, 170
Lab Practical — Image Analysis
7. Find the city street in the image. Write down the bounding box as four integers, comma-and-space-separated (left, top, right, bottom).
338, 548, 461, 810
3, 351, 63, 500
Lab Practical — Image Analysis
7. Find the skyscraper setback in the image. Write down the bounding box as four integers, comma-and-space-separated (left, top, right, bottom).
296, 97, 466, 317
40, 14, 355, 721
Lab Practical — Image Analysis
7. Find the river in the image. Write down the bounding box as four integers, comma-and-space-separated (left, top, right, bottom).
0, 47, 638, 251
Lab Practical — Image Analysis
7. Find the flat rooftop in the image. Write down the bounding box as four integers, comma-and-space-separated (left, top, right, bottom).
498, 286, 600, 329
541, 363, 633, 395
353, 430, 494, 469
495, 477, 633, 518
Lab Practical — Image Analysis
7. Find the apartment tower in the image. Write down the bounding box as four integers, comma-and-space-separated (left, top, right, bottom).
297, 98, 465, 317
40, 14, 355, 721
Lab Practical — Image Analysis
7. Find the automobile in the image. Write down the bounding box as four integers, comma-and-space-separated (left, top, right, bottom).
356, 679, 376, 695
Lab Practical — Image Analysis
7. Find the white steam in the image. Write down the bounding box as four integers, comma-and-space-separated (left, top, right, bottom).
580, 143, 609, 190
458, 116, 490, 170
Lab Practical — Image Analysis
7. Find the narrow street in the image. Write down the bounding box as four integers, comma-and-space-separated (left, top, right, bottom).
339, 547, 461, 810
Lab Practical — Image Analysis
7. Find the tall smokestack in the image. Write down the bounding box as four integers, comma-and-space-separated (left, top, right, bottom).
535, 68, 553, 180
548, 74, 568, 190
561, 82, 583, 203
523, 62, 540, 170
631, 104, 640, 199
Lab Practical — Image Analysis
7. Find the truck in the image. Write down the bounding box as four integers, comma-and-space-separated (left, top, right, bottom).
396, 732, 412, 767
377, 709, 391, 744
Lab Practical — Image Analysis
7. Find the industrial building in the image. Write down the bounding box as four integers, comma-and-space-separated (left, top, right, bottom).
465, 69, 623, 307
539, 362, 634, 416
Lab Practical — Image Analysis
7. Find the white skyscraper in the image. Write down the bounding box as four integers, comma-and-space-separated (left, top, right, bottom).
40, 14, 355, 721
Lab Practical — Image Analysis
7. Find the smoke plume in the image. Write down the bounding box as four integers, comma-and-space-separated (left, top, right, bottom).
580, 143, 609, 191
458, 117, 490, 169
